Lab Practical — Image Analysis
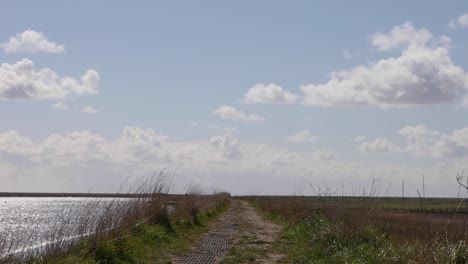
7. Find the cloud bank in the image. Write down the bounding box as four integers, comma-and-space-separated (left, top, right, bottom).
360, 124, 468, 159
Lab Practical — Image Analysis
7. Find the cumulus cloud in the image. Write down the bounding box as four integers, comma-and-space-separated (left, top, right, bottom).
2, 126, 453, 196
41, 131, 107, 163
359, 137, 401, 153
0, 59, 100, 100
397, 124, 468, 158
0, 130, 40, 156
242, 83, 299, 104
301, 22, 468, 108
51, 101, 69, 110
113, 127, 168, 162
81, 105, 98, 114
369, 22, 432, 51
209, 132, 242, 159
0, 127, 169, 166
61, 70, 100, 95
0, 127, 340, 176
459, 14, 468, 27
0, 30, 65, 53
287, 129, 319, 143
212, 105, 264, 122
451, 14, 468, 28
118, 126, 167, 149
359, 124, 468, 159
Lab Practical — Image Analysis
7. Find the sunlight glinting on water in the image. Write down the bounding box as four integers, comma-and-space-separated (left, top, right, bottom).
0, 197, 131, 254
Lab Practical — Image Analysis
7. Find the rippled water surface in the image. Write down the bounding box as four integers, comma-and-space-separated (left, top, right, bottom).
0, 197, 121, 254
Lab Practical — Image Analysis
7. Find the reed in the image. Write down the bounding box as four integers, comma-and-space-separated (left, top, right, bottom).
242, 179, 468, 263
0, 173, 230, 263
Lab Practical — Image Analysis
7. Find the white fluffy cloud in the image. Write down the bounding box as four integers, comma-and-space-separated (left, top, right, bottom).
118, 126, 167, 149
359, 137, 401, 153
398, 125, 468, 159
0, 126, 462, 196
0, 127, 337, 181
0, 128, 345, 194
370, 22, 432, 51
459, 14, 468, 27
301, 22, 468, 108
209, 132, 242, 159
451, 14, 468, 28
242, 83, 299, 104
213, 105, 264, 122
62, 70, 100, 95
0, 30, 65, 54
0, 130, 40, 156
0, 59, 100, 100
0, 127, 168, 166
359, 124, 468, 159
40, 131, 107, 164
287, 129, 319, 143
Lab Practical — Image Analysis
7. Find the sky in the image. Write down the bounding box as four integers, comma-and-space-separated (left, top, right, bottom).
1, 1, 468, 197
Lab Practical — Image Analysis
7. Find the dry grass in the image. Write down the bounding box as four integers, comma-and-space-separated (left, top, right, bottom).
0, 174, 230, 263
242, 194, 468, 263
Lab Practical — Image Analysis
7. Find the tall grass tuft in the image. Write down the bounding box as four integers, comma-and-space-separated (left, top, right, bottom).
0, 173, 230, 263
242, 177, 468, 263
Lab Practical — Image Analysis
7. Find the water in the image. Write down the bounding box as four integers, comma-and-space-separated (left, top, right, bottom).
0, 197, 125, 255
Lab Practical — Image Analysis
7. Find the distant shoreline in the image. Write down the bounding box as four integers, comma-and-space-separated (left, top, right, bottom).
0, 192, 463, 199
0, 192, 161, 198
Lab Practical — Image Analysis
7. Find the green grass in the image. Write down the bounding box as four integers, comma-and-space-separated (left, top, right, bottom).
245, 199, 406, 263
22, 200, 231, 264
282, 214, 404, 264
242, 196, 468, 263
222, 246, 265, 264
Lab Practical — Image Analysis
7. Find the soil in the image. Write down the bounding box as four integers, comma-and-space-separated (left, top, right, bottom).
173, 200, 284, 264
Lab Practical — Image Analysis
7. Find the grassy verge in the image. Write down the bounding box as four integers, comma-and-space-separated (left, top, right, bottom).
49, 201, 229, 263
22, 199, 231, 264
0, 175, 231, 264
283, 214, 404, 263
243, 196, 468, 264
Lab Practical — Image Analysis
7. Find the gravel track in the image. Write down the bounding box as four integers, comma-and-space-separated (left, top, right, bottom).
174, 200, 283, 264
174, 201, 239, 264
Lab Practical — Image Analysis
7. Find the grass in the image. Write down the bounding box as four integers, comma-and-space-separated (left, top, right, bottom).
222, 246, 265, 264
5, 174, 468, 263
0, 174, 231, 263
43, 198, 231, 264
285, 214, 404, 263
242, 195, 468, 263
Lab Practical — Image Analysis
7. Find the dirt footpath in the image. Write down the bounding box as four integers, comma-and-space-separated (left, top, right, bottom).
173, 200, 284, 264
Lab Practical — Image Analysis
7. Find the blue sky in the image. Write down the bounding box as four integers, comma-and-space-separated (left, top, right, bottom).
1, 1, 468, 196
